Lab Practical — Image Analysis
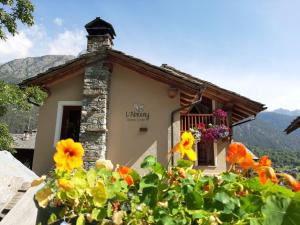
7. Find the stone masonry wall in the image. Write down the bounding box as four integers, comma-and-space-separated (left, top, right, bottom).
79, 48, 112, 168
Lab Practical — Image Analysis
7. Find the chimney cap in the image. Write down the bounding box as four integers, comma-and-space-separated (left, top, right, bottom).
85, 17, 116, 38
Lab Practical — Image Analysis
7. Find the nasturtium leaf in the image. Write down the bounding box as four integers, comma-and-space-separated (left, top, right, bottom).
86, 168, 97, 187
140, 173, 159, 189
157, 215, 176, 225
152, 162, 166, 178
76, 214, 85, 225
250, 218, 264, 225
91, 208, 106, 221
65, 188, 79, 200
262, 195, 291, 225
71, 176, 87, 192
282, 192, 300, 225
214, 192, 240, 213
47, 213, 57, 224
91, 180, 107, 207
176, 159, 193, 168
141, 155, 165, 177
141, 155, 156, 168
240, 194, 263, 213
265, 183, 295, 198
115, 191, 128, 201
141, 186, 158, 208
221, 172, 239, 182
185, 191, 203, 210
187, 209, 210, 221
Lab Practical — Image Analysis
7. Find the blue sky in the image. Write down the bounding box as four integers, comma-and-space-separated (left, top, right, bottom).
1, 1, 300, 110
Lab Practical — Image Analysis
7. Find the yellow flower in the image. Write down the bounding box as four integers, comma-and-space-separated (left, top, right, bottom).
53, 139, 84, 171
172, 131, 197, 161
31, 175, 46, 187
58, 178, 74, 191
35, 187, 52, 208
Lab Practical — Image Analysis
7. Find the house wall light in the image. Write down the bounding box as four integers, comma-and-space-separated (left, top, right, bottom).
168, 87, 178, 98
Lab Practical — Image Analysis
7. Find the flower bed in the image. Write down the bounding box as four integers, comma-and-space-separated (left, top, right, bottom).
32, 132, 300, 225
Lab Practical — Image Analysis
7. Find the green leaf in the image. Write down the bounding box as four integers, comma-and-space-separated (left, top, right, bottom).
263, 192, 300, 225
140, 173, 159, 189
185, 191, 203, 210
91, 181, 107, 207
141, 155, 157, 168
141, 156, 165, 177
176, 159, 193, 168
76, 214, 85, 225
157, 215, 176, 225
47, 213, 57, 224
141, 186, 158, 208
282, 192, 300, 225
87, 168, 97, 187
240, 194, 263, 213
250, 218, 264, 225
187, 209, 209, 220
91, 208, 106, 221
262, 195, 291, 225
214, 192, 240, 213
221, 172, 239, 182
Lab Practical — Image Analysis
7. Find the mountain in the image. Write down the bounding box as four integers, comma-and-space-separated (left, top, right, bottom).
0, 55, 75, 133
272, 108, 300, 117
0, 55, 75, 83
233, 110, 300, 170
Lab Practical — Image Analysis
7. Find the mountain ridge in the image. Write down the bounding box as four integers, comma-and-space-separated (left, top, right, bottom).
0, 55, 75, 83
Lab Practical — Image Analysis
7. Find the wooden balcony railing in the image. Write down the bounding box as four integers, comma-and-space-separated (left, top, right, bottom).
180, 113, 229, 132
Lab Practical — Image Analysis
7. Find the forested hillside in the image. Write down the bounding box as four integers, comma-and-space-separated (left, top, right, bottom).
233, 111, 300, 174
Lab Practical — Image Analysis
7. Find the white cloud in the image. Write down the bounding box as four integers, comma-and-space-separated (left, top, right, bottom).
53, 17, 63, 26
0, 32, 33, 62
0, 25, 85, 63
48, 30, 85, 55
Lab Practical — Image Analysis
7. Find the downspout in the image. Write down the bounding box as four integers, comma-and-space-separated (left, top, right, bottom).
170, 86, 206, 166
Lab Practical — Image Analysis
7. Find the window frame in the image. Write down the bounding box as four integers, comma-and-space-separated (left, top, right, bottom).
54, 101, 82, 147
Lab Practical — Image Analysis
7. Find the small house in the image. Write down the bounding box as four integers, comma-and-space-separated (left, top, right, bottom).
21, 17, 265, 175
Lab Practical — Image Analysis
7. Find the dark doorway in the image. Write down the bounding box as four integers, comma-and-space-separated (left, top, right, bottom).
60, 106, 82, 141
197, 142, 215, 166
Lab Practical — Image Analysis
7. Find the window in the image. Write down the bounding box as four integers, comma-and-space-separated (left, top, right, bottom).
197, 142, 215, 166
60, 106, 81, 141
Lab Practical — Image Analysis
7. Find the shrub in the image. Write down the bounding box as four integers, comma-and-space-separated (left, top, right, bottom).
32, 132, 300, 225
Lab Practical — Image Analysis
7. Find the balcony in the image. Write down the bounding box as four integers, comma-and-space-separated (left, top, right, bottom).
180, 113, 229, 132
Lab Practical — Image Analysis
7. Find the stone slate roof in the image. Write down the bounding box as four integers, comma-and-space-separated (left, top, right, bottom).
285, 116, 300, 134
11, 133, 36, 150
110, 48, 265, 108
20, 48, 266, 122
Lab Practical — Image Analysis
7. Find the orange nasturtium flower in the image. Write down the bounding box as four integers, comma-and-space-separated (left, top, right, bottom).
53, 139, 84, 171
259, 155, 272, 167
238, 152, 255, 170
257, 166, 278, 185
172, 131, 197, 161
118, 166, 134, 186
281, 173, 300, 192
226, 142, 247, 165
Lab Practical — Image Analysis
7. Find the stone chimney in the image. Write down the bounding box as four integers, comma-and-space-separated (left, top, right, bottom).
80, 17, 115, 168
85, 17, 116, 52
